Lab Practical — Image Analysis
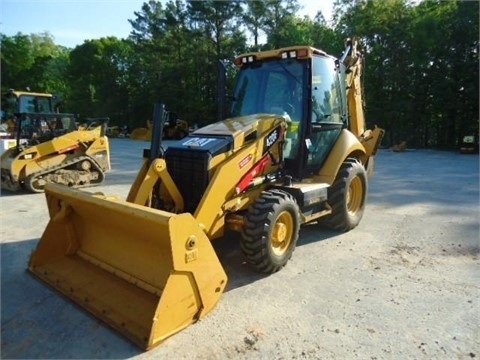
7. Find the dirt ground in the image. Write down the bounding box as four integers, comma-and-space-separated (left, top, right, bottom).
1, 139, 479, 359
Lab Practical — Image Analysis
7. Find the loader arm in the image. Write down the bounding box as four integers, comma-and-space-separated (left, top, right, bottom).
127, 157, 184, 212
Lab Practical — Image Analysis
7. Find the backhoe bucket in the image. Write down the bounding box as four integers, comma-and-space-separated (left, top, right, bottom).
28, 184, 228, 350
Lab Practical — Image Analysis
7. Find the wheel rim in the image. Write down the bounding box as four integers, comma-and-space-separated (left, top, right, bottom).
347, 175, 364, 215
271, 210, 294, 256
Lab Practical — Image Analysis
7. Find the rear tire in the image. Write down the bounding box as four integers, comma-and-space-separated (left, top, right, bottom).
241, 189, 300, 274
325, 158, 367, 232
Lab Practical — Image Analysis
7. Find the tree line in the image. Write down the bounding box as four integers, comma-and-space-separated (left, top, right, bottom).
1, 0, 478, 148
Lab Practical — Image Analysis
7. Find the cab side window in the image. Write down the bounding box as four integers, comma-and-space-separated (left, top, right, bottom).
311, 57, 343, 124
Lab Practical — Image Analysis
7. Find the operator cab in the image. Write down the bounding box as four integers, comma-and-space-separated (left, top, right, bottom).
231, 47, 348, 179
2, 90, 55, 115
1, 90, 76, 150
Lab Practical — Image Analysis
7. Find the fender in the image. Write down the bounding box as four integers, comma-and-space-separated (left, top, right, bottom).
315, 129, 366, 184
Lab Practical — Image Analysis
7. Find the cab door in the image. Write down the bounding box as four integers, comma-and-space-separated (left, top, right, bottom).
304, 56, 347, 175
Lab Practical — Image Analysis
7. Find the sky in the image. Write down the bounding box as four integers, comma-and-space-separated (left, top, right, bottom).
1, 0, 334, 48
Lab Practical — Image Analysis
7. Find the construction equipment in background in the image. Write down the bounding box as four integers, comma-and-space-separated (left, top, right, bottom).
77, 117, 110, 131
459, 134, 479, 154
390, 140, 407, 152
78, 118, 127, 138
28, 38, 384, 349
162, 113, 189, 140
105, 126, 121, 138
0, 112, 111, 193
130, 111, 189, 141
129, 120, 152, 141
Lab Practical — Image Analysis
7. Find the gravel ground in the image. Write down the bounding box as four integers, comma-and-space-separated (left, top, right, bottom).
1, 138, 479, 359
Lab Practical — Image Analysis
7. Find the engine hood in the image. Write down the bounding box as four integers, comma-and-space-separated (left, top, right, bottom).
192, 113, 287, 149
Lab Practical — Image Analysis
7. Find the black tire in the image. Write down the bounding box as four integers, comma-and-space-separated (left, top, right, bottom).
241, 189, 300, 274
324, 158, 367, 232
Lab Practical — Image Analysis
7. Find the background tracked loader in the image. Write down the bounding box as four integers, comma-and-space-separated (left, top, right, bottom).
28, 38, 384, 350
0, 107, 111, 193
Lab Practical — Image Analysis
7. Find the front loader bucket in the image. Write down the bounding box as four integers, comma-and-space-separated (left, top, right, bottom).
28, 184, 227, 350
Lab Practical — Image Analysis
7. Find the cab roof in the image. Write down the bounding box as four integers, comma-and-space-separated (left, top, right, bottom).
234, 45, 331, 67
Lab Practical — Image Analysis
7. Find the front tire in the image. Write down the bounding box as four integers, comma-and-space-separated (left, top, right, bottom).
241, 189, 300, 274
326, 158, 367, 232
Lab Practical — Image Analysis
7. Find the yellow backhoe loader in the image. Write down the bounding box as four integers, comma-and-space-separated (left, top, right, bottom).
28, 39, 384, 350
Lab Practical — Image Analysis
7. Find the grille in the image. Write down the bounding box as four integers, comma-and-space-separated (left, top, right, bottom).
165, 148, 210, 214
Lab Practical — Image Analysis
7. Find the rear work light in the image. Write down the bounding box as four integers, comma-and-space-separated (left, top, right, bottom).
281, 48, 309, 59
281, 50, 298, 59
234, 55, 256, 66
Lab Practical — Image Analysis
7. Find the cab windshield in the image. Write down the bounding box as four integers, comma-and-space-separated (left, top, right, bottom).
18, 95, 53, 113
231, 58, 306, 123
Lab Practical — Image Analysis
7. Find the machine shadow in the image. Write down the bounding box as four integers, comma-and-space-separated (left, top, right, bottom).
0, 224, 338, 359
0, 189, 36, 197
213, 222, 339, 292
1, 239, 141, 359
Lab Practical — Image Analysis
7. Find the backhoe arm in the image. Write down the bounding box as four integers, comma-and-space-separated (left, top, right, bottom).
342, 37, 365, 137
